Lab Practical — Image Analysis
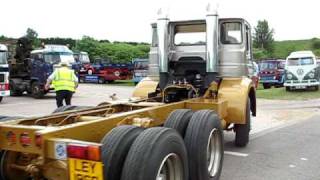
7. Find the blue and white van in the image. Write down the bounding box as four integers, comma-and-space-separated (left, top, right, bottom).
284, 51, 319, 91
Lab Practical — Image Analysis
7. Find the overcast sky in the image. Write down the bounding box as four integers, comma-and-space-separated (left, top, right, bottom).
1, 0, 319, 42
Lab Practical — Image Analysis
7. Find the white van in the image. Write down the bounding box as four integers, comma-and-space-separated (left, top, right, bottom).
284, 51, 319, 91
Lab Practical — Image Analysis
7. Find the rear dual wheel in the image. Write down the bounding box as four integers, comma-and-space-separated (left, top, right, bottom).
121, 127, 188, 180
0, 151, 31, 180
165, 109, 224, 180
184, 110, 223, 180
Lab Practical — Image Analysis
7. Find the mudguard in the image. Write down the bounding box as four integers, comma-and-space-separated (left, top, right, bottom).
132, 77, 159, 99
217, 77, 256, 124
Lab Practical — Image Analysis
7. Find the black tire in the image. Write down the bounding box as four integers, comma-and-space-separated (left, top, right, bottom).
101, 125, 144, 180
0, 97, 2, 103
121, 127, 188, 180
9, 83, 23, 96
107, 80, 115, 83
263, 83, 271, 89
314, 86, 319, 91
52, 105, 93, 114
79, 76, 85, 83
184, 110, 223, 180
0, 116, 24, 122
164, 109, 193, 137
52, 105, 78, 114
0, 151, 29, 180
98, 77, 105, 84
285, 86, 291, 91
234, 99, 251, 147
31, 81, 44, 99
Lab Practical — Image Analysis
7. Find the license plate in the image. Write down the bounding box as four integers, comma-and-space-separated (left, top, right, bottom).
69, 158, 104, 180
296, 86, 306, 89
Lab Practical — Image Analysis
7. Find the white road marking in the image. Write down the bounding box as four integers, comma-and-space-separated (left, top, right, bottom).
224, 151, 249, 157
300, 158, 308, 161
289, 164, 296, 168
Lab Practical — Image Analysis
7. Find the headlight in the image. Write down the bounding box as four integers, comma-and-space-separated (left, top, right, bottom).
308, 73, 315, 78
287, 74, 293, 80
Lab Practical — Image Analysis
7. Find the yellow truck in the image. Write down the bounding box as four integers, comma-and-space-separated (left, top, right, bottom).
0, 7, 256, 180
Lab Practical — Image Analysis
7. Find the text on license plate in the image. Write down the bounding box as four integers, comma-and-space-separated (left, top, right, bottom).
69, 158, 103, 180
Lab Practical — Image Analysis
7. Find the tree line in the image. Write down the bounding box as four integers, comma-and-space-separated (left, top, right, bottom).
1, 23, 319, 63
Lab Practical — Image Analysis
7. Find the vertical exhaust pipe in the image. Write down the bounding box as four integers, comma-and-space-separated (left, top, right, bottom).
157, 9, 170, 89
205, 4, 219, 86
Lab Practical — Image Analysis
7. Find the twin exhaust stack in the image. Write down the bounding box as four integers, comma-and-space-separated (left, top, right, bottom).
157, 4, 219, 74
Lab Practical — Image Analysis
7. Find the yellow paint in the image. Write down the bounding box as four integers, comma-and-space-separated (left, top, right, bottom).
69, 158, 103, 180
217, 77, 254, 124
132, 77, 158, 98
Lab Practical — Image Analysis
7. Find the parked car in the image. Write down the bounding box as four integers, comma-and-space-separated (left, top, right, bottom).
259, 60, 285, 89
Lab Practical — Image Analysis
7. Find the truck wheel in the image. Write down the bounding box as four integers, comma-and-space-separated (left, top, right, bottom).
101, 125, 144, 180
52, 105, 92, 114
164, 109, 193, 137
98, 77, 105, 84
31, 81, 44, 99
184, 110, 223, 180
234, 99, 251, 147
9, 83, 23, 96
0, 151, 30, 180
79, 76, 85, 83
0, 97, 2, 103
262, 83, 271, 89
121, 127, 188, 180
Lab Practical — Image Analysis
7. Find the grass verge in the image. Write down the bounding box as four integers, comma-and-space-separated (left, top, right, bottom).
256, 86, 320, 100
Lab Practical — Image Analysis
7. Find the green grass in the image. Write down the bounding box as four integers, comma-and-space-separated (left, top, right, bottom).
256, 86, 320, 100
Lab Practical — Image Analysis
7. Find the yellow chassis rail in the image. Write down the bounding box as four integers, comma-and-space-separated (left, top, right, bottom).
0, 98, 227, 156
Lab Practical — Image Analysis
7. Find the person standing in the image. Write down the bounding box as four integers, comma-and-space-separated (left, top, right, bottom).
45, 62, 78, 107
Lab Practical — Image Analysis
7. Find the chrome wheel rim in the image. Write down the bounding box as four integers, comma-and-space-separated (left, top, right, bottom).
207, 128, 222, 177
156, 153, 183, 180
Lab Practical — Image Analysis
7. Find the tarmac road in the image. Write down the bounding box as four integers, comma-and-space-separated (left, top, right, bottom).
222, 114, 320, 180
0, 83, 135, 117
1, 83, 320, 179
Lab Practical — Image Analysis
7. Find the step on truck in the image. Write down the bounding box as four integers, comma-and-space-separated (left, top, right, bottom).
0, 44, 10, 103
0, 6, 256, 180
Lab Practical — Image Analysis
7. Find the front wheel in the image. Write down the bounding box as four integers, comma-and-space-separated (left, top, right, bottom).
31, 81, 44, 99
234, 99, 251, 147
0, 97, 2, 103
98, 77, 105, 84
263, 83, 271, 89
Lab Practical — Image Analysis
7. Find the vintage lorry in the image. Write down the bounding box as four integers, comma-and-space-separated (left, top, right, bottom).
259, 59, 285, 89
0, 44, 10, 103
0, 7, 256, 180
132, 58, 149, 85
9, 40, 76, 98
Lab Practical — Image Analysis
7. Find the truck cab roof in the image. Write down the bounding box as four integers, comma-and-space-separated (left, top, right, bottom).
0, 44, 8, 52
31, 45, 73, 54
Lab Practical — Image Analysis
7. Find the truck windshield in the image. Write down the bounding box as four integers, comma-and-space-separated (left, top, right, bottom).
174, 24, 206, 46
44, 52, 75, 64
0, 52, 7, 64
134, 61, 148, 70
80, 54, 90, 63
260, 62, 277, 70
287, 57, 314, 66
